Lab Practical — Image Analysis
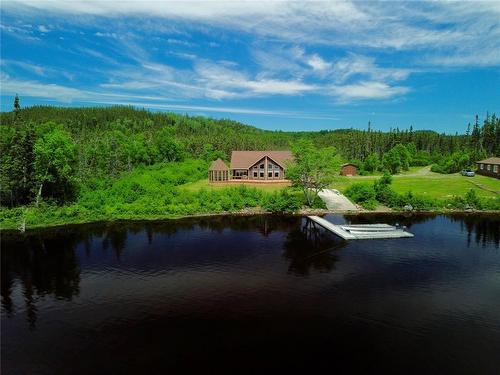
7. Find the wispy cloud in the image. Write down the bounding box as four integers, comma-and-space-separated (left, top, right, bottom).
1, 73, 89, 102
307, 54, 332, 72
331, 81, 410, 103
1, 59, 46, 76
0, 23, 41, 42
38, 24, 49, 33
5, 0, 499, 66
1, 0, 499, 124
332, 54, 411, 83
0, 73, 337, 120
81, 100, 339, 120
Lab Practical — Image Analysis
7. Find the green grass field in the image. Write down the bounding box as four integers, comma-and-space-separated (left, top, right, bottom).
181, 166, 500, 200
333, 169, 499, 199
180, 179, 289, 192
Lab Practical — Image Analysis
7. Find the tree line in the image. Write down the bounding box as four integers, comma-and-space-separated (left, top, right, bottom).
1, 97, 498, 208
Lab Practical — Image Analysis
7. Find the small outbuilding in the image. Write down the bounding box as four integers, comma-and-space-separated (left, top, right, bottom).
209, 158, 230, 182
476, 157, 500, 179
340, 163, 358, 176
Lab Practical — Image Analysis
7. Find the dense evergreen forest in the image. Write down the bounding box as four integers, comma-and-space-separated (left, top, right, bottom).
0, 101, 499, 211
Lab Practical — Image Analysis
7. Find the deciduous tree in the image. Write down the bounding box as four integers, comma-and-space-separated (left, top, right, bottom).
286, 139, 339, 207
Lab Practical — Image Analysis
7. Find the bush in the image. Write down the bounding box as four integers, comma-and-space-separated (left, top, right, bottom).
373, 173, 396, 204
431, 152, 472, 174
345, 183, 376, 208
361, 199, 378, 210
445, 190, 500, 211
311, 196, 327, 209
262, 189, 302, 213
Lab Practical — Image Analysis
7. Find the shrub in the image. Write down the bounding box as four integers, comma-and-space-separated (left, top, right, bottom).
373, 173, 396, 203
361, 199, 378, 210
431, 152, 472, 174
345, 183, 376, 207
262, 189, 302, 213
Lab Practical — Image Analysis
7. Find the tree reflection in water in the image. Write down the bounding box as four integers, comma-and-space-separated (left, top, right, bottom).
2, 213, 497, 329
451, 213, 500, 248
1, 232, 81, 329
283, 218, 346, 276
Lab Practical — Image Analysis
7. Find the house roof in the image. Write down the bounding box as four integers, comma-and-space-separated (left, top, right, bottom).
477, 157, 500, 165
230, 151, 293, 169
341, 163, 357, 167
209, 158, 229, 171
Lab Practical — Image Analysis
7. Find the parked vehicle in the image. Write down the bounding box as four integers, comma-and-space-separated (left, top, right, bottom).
461, 169, 475, 177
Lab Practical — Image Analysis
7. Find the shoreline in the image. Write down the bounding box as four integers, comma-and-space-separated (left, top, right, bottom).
1, 207, 499, 233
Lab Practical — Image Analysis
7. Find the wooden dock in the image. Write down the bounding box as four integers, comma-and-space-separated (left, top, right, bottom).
307, 216, 414, 240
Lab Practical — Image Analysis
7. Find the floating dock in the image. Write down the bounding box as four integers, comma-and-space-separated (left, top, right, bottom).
307, 216, 414, 240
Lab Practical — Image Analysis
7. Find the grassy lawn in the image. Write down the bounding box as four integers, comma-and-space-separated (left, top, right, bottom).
180, 179, 289, 192
182, 166, 499, 200
333, 172, 499, 199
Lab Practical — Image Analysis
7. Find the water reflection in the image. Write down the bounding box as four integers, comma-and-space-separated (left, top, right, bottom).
2, 214, 500, 374
283, 218, 345, 276
1, 213, 498, 327
343, 212, 438, 228
1, 232, 81, 328
450, 213, 499, 247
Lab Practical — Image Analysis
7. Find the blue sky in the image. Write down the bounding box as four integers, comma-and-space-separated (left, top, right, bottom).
1, 1, 499, 133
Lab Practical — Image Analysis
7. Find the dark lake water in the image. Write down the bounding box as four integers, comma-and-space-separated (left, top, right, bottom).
2, 214, 500, 374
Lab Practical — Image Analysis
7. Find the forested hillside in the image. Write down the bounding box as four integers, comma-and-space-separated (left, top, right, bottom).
1, 103, 499, 211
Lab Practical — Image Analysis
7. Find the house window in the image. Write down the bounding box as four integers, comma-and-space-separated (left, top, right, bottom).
235, 170, 247, 177
494, 165, 498, 173
268, 163, 273, 169
260, 172, 264, 178
275, 171, 279, 178
253, 171, 257, 177
268, 171, 272, 178
254, 166, 258, 170
260, 164, 264, 169
487, 164, 491, 171
480, 164, 484, 169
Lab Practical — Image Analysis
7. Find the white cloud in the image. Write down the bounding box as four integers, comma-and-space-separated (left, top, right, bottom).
4, 0, 498, 108
78, 100, 339, 120
166, 38, 196, 47
77, 47, 119, 65
4, 0, 499, 65
307, 54, 332, 71
333, 54, 411, 83
1, 75, 89, 102
331, 81, 410, 102
1, 59, 46, 76
194, 60, 316, 97
38, 24, 49, 32
95, 31, 118, 38
0, 74, 336, 120
0, 23, 41, 42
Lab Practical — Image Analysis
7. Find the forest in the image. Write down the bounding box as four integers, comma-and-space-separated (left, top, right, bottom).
0, 99, 499, 229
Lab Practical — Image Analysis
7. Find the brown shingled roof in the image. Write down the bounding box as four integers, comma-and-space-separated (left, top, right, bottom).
230, 151, 293, 169
477, 157, 500, 165
209, 158, 229, 171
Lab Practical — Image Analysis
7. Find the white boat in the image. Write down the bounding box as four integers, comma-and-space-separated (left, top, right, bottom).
341, 225, 400, 232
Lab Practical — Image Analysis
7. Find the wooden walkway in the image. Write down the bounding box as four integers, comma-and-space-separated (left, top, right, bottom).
307, 216, 414, 240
